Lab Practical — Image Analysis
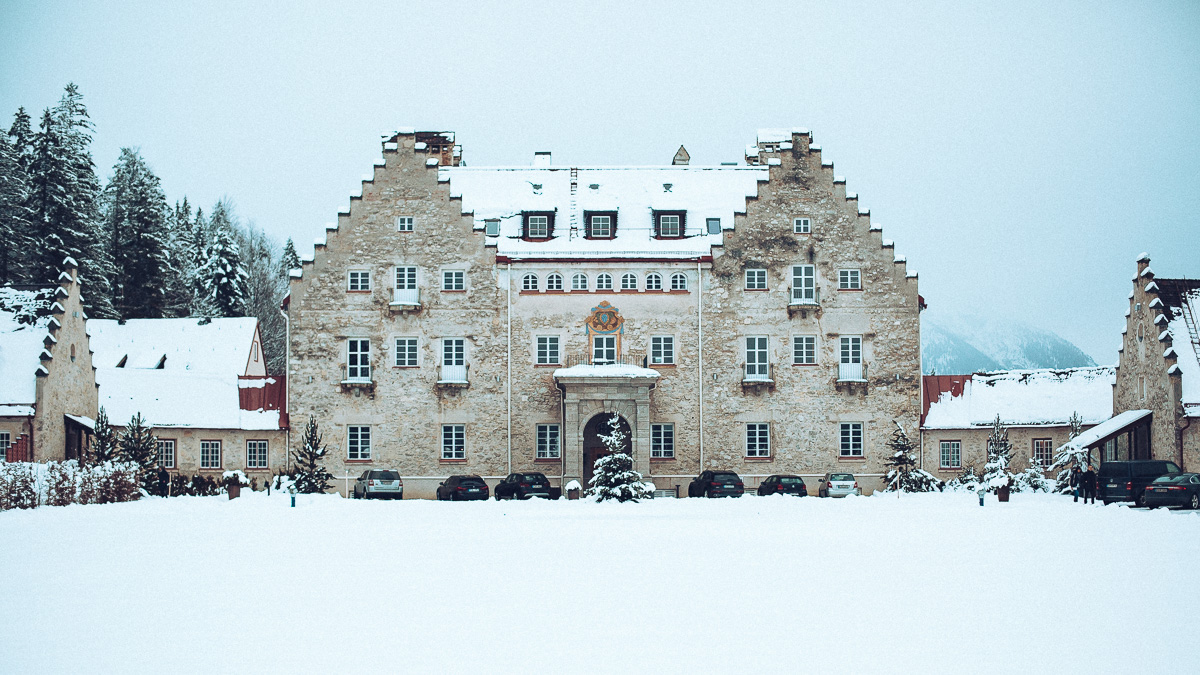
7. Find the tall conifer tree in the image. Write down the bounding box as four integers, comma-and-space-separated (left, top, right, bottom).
0, 133, 33, 284
100, 148, 171, 318
197, 199, 248, 317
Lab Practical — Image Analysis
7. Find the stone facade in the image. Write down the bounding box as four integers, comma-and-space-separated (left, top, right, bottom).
287, 130, 922, 498
921, 424, 1095, 481
150, 427, 288, 482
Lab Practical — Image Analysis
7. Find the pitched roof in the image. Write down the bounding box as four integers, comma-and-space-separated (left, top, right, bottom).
922, 366, 1115, 429
0, 287, 56, 407
97, 368, 280, 430
88, 317, 258, 375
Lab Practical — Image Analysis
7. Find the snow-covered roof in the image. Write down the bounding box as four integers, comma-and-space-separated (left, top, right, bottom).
1056, 409, 1152, 454
922, 366, 1115, 429
440, 166, 769, 260
756, 128, 808, 144
0, 287, 55, 406
88, 318, 258, 376
97, 368, 280, 430
1162, 285, 1200, 415
553, 364, 661, 379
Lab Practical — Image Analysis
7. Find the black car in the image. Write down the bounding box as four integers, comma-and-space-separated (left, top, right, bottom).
757, 474, 807, 496
1098, 460, 1182, 506
494, 472, 552, 500
436, 475, 490, 501
687, 470, 744, 498
1143, 473, 1200, 510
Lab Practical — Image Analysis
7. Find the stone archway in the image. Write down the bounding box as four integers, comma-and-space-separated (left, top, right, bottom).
582, 414, 632, 487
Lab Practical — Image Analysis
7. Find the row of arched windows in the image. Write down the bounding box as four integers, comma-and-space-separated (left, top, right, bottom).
521, 272, 689, 293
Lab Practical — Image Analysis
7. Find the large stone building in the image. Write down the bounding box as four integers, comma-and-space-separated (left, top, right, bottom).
286, 129, 923, 497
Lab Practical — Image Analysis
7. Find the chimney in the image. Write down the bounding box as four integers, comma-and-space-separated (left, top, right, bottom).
533, 151, 551, 167
672, 145, 690, 166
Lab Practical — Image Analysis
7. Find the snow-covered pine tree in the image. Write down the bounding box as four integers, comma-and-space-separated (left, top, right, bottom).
88, 406, 120, 464
196, 199, 249, 317
981, 414, 1015, 494
281, 238, 301, 278
586, 414, 655, 502
118, 412, 158, 491
1049, 411, 1088, 494
161, 198, 195, 318
101, 148, 172, 318
292, 415, 333, 494
882, 421, 942, 492
7, 107, 35, 173
0, 132, 34, 284
1016, 456, 1052, 493
945, 466, 981, 492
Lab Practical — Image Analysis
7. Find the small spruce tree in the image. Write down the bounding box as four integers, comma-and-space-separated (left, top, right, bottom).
88, 406, 120, 463
1050, 411, 1089, 494
882, 421, 942, 492
586, 414, 654, 502
981, 415, 1015, 494
292, 415, 333, 494
118, 412, 158, 492
281, 238, 301, 278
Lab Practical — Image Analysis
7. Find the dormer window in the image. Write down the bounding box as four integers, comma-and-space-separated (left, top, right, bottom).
654, 211, 685, 239
585, 211, 617, 239
484, 219, 500, 236
523, 212, 554, 240
706, 218, 721, 235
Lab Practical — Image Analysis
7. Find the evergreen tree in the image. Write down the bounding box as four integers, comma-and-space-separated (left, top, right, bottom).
118, 412, 158, 491
161, 198, 194, 317
1050, 411, 1089, 494
292, 416, 333, 494
7, 107, 35, 172
882, 421, 942, 492
0, 133, 34, 284
281, 238, 301, 278
87, 406, 120, 464
100, 148, 172, 318
1015, 456, 1052, 493
586, 414, 655, 502
945, 466, 981, 492
196, 199, 248, 317
981, 415, 1015, 494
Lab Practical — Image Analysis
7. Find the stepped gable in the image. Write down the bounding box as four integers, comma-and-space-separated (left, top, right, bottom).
1120, 255, 1200, 418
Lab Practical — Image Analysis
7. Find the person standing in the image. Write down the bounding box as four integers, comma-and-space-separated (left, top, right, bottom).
1082, 465, 1098, 504
1070, 466, 1082, 502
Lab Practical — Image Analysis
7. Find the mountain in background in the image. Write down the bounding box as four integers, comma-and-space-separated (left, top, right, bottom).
922, 312, 1099, 375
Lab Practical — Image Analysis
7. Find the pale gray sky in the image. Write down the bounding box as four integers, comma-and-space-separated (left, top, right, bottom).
3, 0, 1197, 362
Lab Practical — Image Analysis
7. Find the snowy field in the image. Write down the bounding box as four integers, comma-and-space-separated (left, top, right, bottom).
2, 492, 1198, 674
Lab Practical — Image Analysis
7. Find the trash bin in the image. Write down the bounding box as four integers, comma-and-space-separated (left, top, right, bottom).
228, 483, 241, 500
567, 488, 580, 500
997, 485, 1010, 502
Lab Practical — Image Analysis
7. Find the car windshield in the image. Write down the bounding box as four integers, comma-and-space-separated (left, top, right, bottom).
522, 474, 545, 482
713, 473, 739, 482
780, 477, 803, 484
370, 471, 399, 481
830, 474, 854, 481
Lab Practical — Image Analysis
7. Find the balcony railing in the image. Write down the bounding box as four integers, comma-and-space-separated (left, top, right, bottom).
837, 361, 866, 382
789, 287, 820, 306
340, 368, 373, 388
742, 363, 774, 386
390, 287, 420, 307
562, 353, 648, 368
438, 364, 469, 385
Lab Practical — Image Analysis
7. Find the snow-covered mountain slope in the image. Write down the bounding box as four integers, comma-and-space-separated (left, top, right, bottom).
922, 312, 1097, 375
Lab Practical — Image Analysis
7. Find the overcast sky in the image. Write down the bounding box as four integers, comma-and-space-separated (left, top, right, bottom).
2, 0, 1197, 362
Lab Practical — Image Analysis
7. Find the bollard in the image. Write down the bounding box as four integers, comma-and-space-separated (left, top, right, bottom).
290, 493, 296, 507
978, 490, 985, 506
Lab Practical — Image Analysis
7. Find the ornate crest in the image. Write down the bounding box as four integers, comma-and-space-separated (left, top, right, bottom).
586, 302, 624, 334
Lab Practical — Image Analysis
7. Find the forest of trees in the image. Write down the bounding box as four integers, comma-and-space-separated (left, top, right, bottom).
0, 84, 295, 373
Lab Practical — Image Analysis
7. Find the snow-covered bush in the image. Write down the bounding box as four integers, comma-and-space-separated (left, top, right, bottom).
944, 467, 981, 492
270, 472, 296, 494
0, 462, 39, 510
981, 415, 1016, 493
1014, 458, 1052, 493
0, 460, 139, 510
587, 414, 654, 503
1049, 411, 1088, 493
881, 421, 943, 492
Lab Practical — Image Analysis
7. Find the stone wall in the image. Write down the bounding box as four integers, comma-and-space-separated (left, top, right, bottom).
32, 262, 98, 462
149, 427, 288, 479
921, 424, 1097, 482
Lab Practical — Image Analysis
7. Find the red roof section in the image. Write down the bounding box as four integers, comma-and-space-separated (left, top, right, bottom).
921, 374, 972, 426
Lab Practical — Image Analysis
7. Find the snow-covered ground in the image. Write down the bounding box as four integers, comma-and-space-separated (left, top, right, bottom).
2, 492, 1197, 673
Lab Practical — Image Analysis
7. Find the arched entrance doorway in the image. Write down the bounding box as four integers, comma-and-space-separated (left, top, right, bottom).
582, 414, 632, 487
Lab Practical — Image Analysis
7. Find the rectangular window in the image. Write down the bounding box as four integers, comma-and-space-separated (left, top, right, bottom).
525, 213, 551, 239
348, 426, 371, 460
655, 211, 684, 238
940, 440, 961, 469
347, 339, 370, 380
394, 337, 417, 367
706, 217, 721, 234
593, 335, 616, 364
536, 336, 560, 365
838, 269, 861, 290
840, 422, 864, 458
650, 336, 675, 365
745, 336, 769, 379
442, 270, 465, 291
838, 335, 863, 381
247, 440, 268, 469
536, 424, 560, 459
442, 424, 465, 460
200, 440, 222, 469
348, 270, 371, 291
746, 423, 770, 458
156, 439, 175, 469
793, 217, 811, 233
442, 338, 465, 366
792, 335, 816, 365
1033, 439, 1053, 466
745, 268, 767, 290
587, 213, 615, 238
395, 216, 413, 232
484, 219, 500, 236
791, 265, 816, 303
393, 266, 418, 304
0, 430, 10, 461
651, 423, 675, 458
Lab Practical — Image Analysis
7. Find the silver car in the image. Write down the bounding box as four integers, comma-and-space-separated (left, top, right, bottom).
352, 469, 404, 499
818, 472, 860, 498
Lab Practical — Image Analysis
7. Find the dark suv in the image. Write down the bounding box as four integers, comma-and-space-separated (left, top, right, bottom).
494, 472, 552, 500
436, 475, 490, 501
757, 474, 808, 496
688, 470, 745, 498
1098, 460, 1182, 506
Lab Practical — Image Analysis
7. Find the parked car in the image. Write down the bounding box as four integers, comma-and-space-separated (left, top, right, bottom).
436, 475, 490, 501
494, 472, 553, 500
756, 474, 808, 496
1142, 473, 1200, 510
1098, 460, 1182, 506
687, 470, 745, 498
818, 472, 860, 498
352, 469, 403, 499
